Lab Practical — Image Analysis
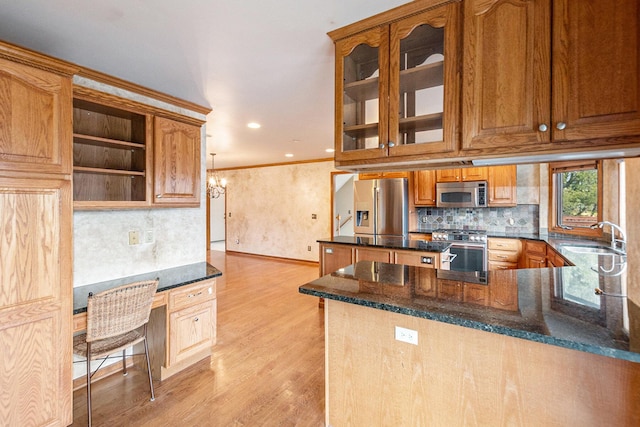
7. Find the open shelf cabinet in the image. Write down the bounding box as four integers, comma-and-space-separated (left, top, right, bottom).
72, 98, 151, 204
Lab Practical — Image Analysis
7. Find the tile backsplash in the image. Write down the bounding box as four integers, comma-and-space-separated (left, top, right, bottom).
415, 204, 539, 235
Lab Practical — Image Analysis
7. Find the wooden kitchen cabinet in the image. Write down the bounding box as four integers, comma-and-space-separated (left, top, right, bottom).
72, 96, 151, 206
359, 172, 408, 180
153, 116, 201, 206
0, 52, 73, 175
415, 165, 515, 207
0, 41, 75, 426
520, 240, 547, 269
320, 243, 354, 276
330, 0, 461, 167
462, 0, 640, 152
161, 279, 216, 379
72, 89, 203, 209
487, 165, 517, 206
436, 167, 488, 182
413, 170, 437, 206
355, 247, 392, 263
488, 237, 521, 270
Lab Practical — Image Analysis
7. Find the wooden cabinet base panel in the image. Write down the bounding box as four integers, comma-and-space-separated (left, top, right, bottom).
326, 300, 640, 426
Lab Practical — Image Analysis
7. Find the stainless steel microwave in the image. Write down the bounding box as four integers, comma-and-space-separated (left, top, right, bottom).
436, 181, 488, 208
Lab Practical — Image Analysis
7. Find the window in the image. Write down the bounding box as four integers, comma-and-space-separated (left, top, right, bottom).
550, 161, 602, 236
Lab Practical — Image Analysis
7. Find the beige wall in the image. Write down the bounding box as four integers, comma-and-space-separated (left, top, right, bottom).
221, 161, 335, 262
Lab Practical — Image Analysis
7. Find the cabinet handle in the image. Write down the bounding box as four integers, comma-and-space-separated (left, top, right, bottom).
556, 122, 567, 130
156, 194, 163, 198
442, 253, 458, 263
538, 123, 548, 132
188, 291, 203, 298
497, 255, 508, 259
388, 141, 395, 147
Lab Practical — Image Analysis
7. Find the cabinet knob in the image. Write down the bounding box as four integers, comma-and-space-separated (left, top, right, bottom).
388, 141, 395, 148
379, 143, 385, 149
538, 123, 548, 132
556, 122, 567, 130
194, 317, 199, 322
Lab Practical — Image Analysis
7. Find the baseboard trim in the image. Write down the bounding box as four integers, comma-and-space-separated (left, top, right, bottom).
221, 250, 319, 267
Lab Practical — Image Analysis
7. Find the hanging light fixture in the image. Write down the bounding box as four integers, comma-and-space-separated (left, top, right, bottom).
207, 153, 226, 199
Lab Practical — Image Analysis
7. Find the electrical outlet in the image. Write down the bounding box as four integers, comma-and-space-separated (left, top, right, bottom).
311, 213, 317, 219
395, 326, 418, 345
128, 231, 140, 245
144, 229, 154, 244
307, 245, 311, 251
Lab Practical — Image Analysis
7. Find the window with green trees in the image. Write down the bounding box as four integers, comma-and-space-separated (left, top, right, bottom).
550, 161, 602, 236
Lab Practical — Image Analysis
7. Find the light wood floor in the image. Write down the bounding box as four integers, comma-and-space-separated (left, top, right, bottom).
71, 251, 325, 426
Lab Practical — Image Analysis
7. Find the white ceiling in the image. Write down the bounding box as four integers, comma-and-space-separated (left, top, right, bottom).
0, 0, 408, 169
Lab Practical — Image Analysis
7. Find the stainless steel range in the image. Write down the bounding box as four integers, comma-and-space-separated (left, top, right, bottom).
432, 229, 488, 272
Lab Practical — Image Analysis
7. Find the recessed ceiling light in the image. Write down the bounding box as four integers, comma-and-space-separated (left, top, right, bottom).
326, 148, 335, 153
247, 122, 261, 129
285, 153, 294, 158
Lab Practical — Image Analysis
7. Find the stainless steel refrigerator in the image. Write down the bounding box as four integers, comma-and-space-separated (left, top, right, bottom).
354, 178, 408, 238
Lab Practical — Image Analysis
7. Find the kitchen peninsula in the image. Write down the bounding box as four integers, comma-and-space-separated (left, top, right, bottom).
301, 242, 640, 425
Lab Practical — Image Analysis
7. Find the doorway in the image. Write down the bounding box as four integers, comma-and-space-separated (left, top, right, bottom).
332, 172, 356, 237
208, 193, 226, 251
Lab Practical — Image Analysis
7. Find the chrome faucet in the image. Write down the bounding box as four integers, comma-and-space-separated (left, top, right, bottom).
590, 221, 627, 254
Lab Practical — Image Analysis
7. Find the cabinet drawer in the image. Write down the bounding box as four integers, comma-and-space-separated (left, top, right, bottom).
488, 250, 519, 263
169, 280, 216, 311
488, 260, 518, 270
488, 238, 520, 252
169, 300, 216, 366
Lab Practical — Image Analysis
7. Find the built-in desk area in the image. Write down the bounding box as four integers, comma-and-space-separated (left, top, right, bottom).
73, 262, 221, 381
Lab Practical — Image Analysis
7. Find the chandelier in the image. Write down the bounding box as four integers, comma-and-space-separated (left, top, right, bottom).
207, 153, 226, 199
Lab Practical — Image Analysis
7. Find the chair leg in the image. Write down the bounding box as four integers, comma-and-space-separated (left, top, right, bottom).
143, 325, 155, 401
86, 344, 92, 427
122, 349, 127, 376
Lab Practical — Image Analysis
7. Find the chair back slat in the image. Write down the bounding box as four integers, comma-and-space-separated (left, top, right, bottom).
86, 279, 158, 342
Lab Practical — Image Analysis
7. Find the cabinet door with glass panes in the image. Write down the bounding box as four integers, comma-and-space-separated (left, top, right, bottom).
388, 3, 460, 158
334, 26, 389, 162
332, 1, 460, 163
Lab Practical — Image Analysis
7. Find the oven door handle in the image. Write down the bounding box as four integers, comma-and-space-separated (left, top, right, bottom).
441, 253, 458, 263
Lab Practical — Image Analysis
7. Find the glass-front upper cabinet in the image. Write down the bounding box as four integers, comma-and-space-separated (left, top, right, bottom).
334, 26, 389, 162
332, 1, 460, 166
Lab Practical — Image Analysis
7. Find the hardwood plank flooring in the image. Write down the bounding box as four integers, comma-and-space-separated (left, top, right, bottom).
71, 251, 325, 426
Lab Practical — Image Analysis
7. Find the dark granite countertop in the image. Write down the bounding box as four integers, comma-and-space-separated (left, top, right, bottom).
317, 235, 452, 253
73, 262, 222, 315
300, 259, 638, 362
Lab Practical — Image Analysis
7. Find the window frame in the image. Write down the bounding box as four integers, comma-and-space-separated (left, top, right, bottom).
549, 160, 603, 238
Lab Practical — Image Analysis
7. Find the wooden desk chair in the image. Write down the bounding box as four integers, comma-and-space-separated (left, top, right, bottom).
73, 279, 159, 427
